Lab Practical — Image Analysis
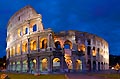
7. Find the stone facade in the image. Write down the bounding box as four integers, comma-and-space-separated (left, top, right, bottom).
6, 6, 109, 74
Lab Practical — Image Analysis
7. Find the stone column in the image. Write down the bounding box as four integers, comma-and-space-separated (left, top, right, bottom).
96, 61, 98, 71
47, 33, 53, 51
60, 56, 64, 72
81, 56, 86, 72
72, 56, 76, 72
14, 45, 17, 56
37, 36, 40, 52
47, 56, 52, 73
27, 37, 30, 72
20, 41, 22, 55
15, 61, 17, 71
91, 47, 93, 71
36, 56, 40, 73
20, 59, 23, 72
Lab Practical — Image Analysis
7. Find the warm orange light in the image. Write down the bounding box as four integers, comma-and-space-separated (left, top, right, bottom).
92, 50, 96, 56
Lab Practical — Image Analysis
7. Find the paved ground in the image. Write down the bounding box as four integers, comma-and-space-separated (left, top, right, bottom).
66, 73, 110, 79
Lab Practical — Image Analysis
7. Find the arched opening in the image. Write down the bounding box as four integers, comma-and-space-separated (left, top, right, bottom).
78, 44, 86, 52
12, 62, 15, 71
18, 29, 22, 37
17, 44, 20, 55
22, 42, 27, 53
65, 59, 73, 72
87, 39, 91, 45
55, 41, 61, 49
40, 38, 47, 49
98, 62, 100, 71
25, 27, 29, 34
30, 40, 36, 50
93, 61, 96, 71
10, 48, 13, 57
101, 62, 103, 70
87, 46, 91, 55
33, 24, 37, 32
30, 59, 36, 73
75, 59, 82, 71
22, 60, 27, 72
52, 58, 60, 72
9, 62, 12, 71
87, 60, 91, 71
12, 47, 15, 56
64, 40, 72, 49
41, 58, 48, 72
92, 47, 96, 56
16, 61, 20, 72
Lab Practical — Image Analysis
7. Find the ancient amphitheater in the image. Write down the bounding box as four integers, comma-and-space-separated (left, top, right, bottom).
6, 6, 109, 73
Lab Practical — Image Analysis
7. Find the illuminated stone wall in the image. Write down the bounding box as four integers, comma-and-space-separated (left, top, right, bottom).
6, 5, 109, 73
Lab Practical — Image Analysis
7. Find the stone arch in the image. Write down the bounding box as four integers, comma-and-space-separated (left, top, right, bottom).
12, 46, 15, 56
75, 59, 82, 71
40, 38, 47, 49
92, 47, 96, 56
12, 62, 15, 71
55, 41, 61, 49
16, 61, 21, 72
22, 41, 27, 53
17, 44, 20, 55
30, 59, 37, 73
87, 46, 91, 55
23, 26, 29, 34
22, 60, 27, 72
10, 47, 13, 57
65, 59, 73, 70
18, 29, 21, 37
52, 58, 61, 72
41, 58, 48, 71
30, 40, 36, 50
101, 62, 103, 70
78, 44, 86, 52
64, 40, 72, 49
32, 24, 37, 32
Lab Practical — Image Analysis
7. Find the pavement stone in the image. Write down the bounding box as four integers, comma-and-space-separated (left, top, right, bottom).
66, 73, 110, 79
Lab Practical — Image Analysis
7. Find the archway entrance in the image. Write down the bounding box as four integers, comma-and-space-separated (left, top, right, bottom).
22, 60, 27, 72
75, 59, 82, 71
55, 41, 61, 49
52, 58, 60, 72
65, 59, 73, 72
98, 62, 100, 71
12, 62, 15, 71
30, 59, 36, 73
64, 40, 72, 49
40, 58, 48, 72
16, 61, 21, 72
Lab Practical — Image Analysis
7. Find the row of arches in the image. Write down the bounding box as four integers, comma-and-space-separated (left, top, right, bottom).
9, 38, 47, 56
18, 24, 37, 37
55, 40, 85, 52
9, 58, 83, 72
9, 39, 86, 57
87, 60, 108, 71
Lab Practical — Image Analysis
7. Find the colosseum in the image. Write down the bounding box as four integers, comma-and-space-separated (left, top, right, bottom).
6, 5, 109, 74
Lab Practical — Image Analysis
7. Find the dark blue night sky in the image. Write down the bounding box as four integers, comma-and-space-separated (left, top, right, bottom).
0, 0, 120, 57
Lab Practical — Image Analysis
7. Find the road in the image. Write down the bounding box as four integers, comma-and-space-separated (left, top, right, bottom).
66, 73, 110, 79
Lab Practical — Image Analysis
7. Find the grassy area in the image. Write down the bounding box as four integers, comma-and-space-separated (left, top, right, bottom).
94, 73, 120, 79
0, 72, 66, 79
